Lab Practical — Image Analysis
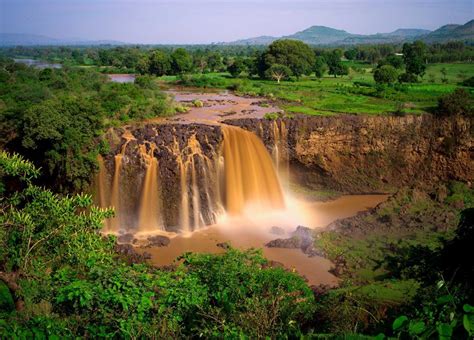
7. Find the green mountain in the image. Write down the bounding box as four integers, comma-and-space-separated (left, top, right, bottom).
285, 26, 353, 45
422, 20, 474, 43
223, 20, 473, 46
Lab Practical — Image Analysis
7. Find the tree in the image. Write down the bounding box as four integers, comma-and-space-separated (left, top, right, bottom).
170, 48, 193, 75
326, 50, 349, 78
0, 151, 113, 311
227, 58, 247, 78
398, 72, 418, 83
373, 65, 398, 85
313, 56, 327, 78
148, 50, 171, 76
441, 67, 448, 83
193, 53, 207, 73
264, 64, 292, 83
436, 88, 473, 116
206, 52, 223, 72
380, 55, 404, 69
263, 39, 315, 78
344, 48, 358, 61
136, 56, 150, 75
403, 41, 427, 79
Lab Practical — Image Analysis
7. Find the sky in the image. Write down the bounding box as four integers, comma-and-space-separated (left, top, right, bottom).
0, 0, 472, 44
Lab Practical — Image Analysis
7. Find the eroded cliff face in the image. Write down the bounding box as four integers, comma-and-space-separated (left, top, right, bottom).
97, 122, 286, 234
100, 123, 222, 233
225, 115, 473, 193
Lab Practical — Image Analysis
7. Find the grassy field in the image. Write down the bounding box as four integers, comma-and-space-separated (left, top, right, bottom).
160, 62, 473, 116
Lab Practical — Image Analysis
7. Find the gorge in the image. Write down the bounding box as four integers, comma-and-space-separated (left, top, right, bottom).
94, 89, 472, 285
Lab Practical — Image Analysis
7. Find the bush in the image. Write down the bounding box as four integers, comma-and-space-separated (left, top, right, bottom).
436, 88, 473, 116
373, 65, 398, 85
0, 152, 315, 338
398, 72, 418, 83
460, 76, 474, 87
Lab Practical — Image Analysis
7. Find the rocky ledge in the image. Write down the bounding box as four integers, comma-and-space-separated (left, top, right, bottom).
225, 115, 473, 193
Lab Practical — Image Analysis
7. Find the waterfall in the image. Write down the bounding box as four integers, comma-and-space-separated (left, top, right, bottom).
220, 125, 285, 215
272, 120, 289, 188
102, 131, 134, 233
137, 143, 163, 232
95, 124, 285, 235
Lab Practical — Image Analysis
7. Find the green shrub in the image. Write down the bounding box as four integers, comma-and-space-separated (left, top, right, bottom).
264, 112, 281, 120
373, 65, 398, 85
398, 72, 418, 83
436, 88, 473, 116
460, 76, 474, 87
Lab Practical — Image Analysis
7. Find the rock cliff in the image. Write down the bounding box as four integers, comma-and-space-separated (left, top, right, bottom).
225, 115, 473, 193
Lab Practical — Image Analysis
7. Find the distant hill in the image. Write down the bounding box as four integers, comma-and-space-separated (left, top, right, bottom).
222, 20, 473, 46
229, 35, 278, 45
422, 20, 474, 43
0, 33, 126, 46
285, 26, 353, 45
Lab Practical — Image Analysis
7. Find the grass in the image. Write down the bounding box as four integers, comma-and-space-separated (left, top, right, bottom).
289, 181, 341, 201
159, 62, 473, 116
310, 182, 473, 314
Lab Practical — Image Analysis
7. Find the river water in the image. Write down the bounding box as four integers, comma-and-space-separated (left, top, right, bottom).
106, 87, 388, 286
141, 194, 387, 286
107, 74, 136, 83
13, 58, 62, 69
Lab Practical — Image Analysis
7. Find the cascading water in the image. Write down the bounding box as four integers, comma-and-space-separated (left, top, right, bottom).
220, 125, 285, 214
95, 124, 286, 235
137, 143, 163, 232
271, 120, 289, 188
106, 130, 135, 233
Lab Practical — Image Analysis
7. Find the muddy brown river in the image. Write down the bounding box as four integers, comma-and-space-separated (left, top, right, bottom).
124, 88, 388, 286
140, 193, 388, 286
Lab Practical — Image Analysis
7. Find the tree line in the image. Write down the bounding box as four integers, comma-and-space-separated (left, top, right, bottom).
1, 39, 472, 73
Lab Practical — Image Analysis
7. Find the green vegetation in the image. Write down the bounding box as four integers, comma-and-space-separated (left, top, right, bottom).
265, 64, 292, 83
0, 58, 174, 192
0, 152, 315, 338
373, 65, 398, 85
312, 184, 474, 337
1, 41, 473, 338
436, 88, 473, 116
161, 61, 472, 116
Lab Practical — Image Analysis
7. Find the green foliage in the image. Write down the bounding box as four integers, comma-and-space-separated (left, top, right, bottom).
263, 112, 281, 120
373, 65, 398, 85
436, 88, 473, 116
461, 75, 474, 87
227, 58, 247, 78
148, 50, 171, 76
265, 63, 292, 83
0, 281, 15, 312
0, 59, 172, 191
398, 72, 419, 83
403, 41, 427, 78
170, 48, 193, 74
379, 55, 404, 69
391, 288, 474, 339
0, 152, 315, 338
344, 48, 358, 60
192, 99, 204, 108
263, 39, 315, 78
314, 56, 328, 78
326, 50, 349, 78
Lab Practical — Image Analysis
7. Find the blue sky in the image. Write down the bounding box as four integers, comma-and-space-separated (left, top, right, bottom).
0, 0, 472, 44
